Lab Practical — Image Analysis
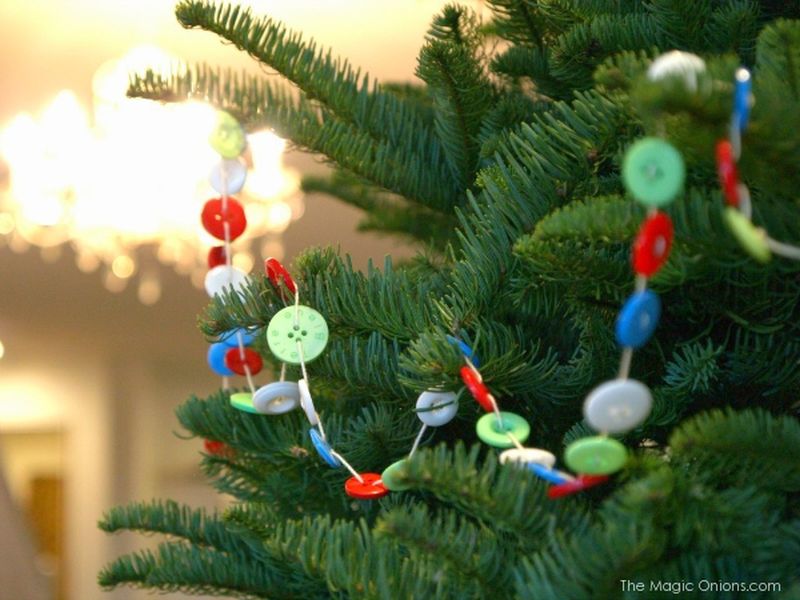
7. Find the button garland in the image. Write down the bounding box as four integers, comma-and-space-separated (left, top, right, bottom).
716, 67, 800, 263
202, 57, 800, 499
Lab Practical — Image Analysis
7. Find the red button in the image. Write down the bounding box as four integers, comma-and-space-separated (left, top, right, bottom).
547, 474, 608, 499
344, 473, 389, 500
203, 439, 231, 456
264, 257, 297, 295
201, 197, 247, 241
460, 366, 495, 412
632, 211, 674, 277
716, 140, 739, 206
224, 347, 263, 376
207, 245, 229, 268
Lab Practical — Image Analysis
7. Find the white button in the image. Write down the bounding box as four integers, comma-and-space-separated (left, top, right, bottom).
499, 447, 556, 468
253, 382, 300, 415
415, 391, 458, 427
204, 265, 249, 298
209, 158, 247, 195
298, 378, 319, 426
583, 379, 653, 434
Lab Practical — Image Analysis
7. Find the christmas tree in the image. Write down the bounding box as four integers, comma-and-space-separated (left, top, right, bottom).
99, 1, 800, 598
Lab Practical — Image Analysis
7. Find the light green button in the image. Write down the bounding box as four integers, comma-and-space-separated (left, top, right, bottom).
723, 207, 771, 263
381, 459, 412, 491
267, 305, 329, 365
475, 411, 530, 448
622, 137, 685, 207
564, 436, 627, 475
230, 392, 259, 414
209, 111, 246, 158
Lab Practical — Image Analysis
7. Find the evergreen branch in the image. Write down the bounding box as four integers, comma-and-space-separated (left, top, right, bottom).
375, 504, 513, 597
129, 65, 458, 211
670, 408, 800, 491
98, 541, 296, 598
174, 0, 444, 167
401, 443, 591, 552
99, 500, 251, 556
417, 37, 495, 190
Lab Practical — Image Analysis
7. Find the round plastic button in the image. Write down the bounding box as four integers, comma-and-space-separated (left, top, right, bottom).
207, 342, 234, 376
529, 463, 570, 485
209, 158, 247, 194
632, 211, 674, 276
203, 439, 229, 456
716, 140, 739, 206
446, 335, 480, 367
723, 207, 771, 263
460, 366, 495, 412
547, 474, 609, 499
583, 379, 653, 434
224, 347, 263, 376
344, 473, 389, 500
622, 137, 685, 206
615, 290, 661, 349
734, 67, 752, 132
221, 328, 255, 348
476, 411, 530, 448
499, 447, 556, 468
415, 391, 458, 427
264, 257, 297, 295
252, 381, 300, 415
229, 392, 259, 414
309, 428, 340, 468
381, 459, 412, 491
204, 265, 249, 298
207, 245, 228, 269
209, 110, 246, 158
201, 197, 247, 241
564, 436, 627, 475
266, 305, 329, 364
297, 379, 320, 426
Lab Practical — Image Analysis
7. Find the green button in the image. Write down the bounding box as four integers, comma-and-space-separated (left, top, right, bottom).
564, 436, 627, 475
723, 207, 771, 263
475, 411, 530, 448
209, 111, 246, 158
267, 305, 329, 365
381, 459, 412, 491
622, 137, 685, 207
230, 392, 259, 414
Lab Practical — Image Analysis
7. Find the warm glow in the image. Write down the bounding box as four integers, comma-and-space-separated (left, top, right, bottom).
0, 45, 301, 303
0, 339, 5, 360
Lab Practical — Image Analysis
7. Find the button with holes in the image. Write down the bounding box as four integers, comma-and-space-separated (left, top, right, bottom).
344, 473, 389, 500
381, 459, 412, 491
723, 207, 771, 263
547, 474, 609, 499
460, 366, 495, 412
204, 265, 249, 298
622, 137, 685, 206
297, 378, 320, 426
583, 379, 652, 434
253, 381, 300, 415
266, 305, 329, 364
209, 158, 247, 194
633, 211, 673, 276
309, 428, 340, 468
229, 392, 259, 414
201, 197, 247, 241
615, 290, 661, 349
564, 436, 627, 475
207, 342, 234, 376
209, 111, 246, 158
499, 447, 556, 469
476, 411, 530, 448
221, 328, 255, 348
224, 347, 263, 376
415, 391, 458, 427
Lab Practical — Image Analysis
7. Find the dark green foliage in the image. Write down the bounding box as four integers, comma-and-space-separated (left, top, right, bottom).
103, 0, 800, 597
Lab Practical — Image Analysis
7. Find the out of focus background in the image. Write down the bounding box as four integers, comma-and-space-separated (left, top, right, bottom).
0, 1, 481, 598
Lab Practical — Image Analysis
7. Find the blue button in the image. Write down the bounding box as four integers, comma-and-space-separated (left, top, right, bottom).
446, 335, 480, 367
529, 463, 569, 485
734, 67, 752, 133
615, 290, 661, 349
221, 328, 255, 347
309, 428, 340, 468
207, 342, 234, 376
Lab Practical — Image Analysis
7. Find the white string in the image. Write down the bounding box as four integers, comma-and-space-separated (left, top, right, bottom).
242, 364, 257, 394
489, 395, 505, 429
634, 275, 648, 293
222, 375, 229, 391
766, 236, 800, 260
408, 424, 428, 458
617, 347, 634, 380
279, 362, 287, 382
330, 450, 364, 483
505, 431, 525, 451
